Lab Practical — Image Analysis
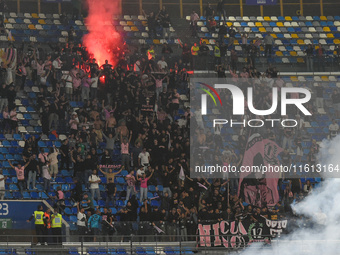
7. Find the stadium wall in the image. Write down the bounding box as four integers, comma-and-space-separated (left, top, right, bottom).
0, 200, 70, 242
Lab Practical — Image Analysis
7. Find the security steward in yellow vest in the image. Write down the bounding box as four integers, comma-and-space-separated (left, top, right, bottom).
191, 43, 200, 69
26, 205, 47, 245
214, 42, 221, 65
51, 208, 63, 245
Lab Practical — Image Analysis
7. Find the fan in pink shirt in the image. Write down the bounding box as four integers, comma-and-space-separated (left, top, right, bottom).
8, 159, 31, 194
138, 170, 154, 202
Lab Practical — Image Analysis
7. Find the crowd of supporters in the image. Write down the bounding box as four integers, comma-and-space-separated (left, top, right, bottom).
0, 10, 337, 241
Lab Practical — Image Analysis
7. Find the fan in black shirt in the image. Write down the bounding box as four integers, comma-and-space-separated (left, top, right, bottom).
101, 149, 113, 167
101, 208, 114, 242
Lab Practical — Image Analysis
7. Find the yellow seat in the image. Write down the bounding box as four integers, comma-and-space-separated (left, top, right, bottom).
202, 39, 209, 44
276, 51, 283, 56
255, 22, 263, 27
38, 19, 46, 25
260, 46, 264, 51
142, 21, 147, 26
4, 18, 8, 23
297, 39, 305, 45
290, 51, 297, 56
31, 13, 39, 19
320, 16, 327, 21
321, 76, 329, 81
153, 39, 160, 44
291, 76, 298, 82
234, 40, 239, 45
291, 34, 299, 38
264, 16, 271, 21
323, 27, 330, 32
259, 27, 266, 33
227, 22, 233, 26
327, 33, 334, 38
276, 22, 284, 27
285, 16, 292, 21
131, 26, 139, 32
270, 33, 277, 38
334, 39, 340, 44
28, 24, 36, 30
297, 58, 305, 63
126, 21, 134, 26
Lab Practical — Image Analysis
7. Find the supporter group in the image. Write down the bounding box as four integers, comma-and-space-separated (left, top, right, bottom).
0, 3, 338, 243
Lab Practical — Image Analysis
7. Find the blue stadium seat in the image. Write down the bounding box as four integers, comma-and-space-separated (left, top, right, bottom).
71, 207, 77, 214
151, 200, 160, 207
4, 191, 13, 199
38, 141, 46, 147
55, 177, 64, 183
36, 184, 43, 191
64, 208, 72, 215
46, 141, 53, 147
26, 106, 34, 112
136, 247, 146, 255
48, 134, 56, 141
121, 170, 128, 176
23, 191, 30, 199
13, 134, 22, 140
69, 248, 79, 255
31, 192, 39, 199
48, 192, 56, 197
9, 184, 18, 191
148, 185, 156, 192
116, 249, 127, 255
70, 215, 77, 223
62, 184, 70, 191
2, 141, 10, 147
117, 200, 124, 206
10, 141, 19, 147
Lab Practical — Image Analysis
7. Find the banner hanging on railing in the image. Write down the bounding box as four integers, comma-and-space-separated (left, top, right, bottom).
246, 0, 277, 5
198, 217, 287, 248
0, 201, 46, 229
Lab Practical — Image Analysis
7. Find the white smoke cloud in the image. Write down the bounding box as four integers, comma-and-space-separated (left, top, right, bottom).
237, 135, 340, 255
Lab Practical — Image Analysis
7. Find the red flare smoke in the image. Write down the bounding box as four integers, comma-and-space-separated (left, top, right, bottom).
83, 0, 123, 67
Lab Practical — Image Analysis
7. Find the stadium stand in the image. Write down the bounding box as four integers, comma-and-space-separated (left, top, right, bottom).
0, 0, 338, 252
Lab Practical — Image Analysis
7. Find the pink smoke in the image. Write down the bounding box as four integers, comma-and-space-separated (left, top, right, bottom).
82, 0, 123, 66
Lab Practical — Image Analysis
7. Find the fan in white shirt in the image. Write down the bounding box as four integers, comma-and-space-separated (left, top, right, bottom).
157, 56, 168, 70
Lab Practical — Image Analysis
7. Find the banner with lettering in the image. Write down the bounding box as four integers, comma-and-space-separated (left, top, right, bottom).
198, 217, 287, 248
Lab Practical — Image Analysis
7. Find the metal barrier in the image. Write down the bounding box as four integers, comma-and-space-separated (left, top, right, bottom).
0, 234, 276, 254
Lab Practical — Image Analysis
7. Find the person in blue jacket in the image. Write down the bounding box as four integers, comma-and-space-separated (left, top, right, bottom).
88, 209, 101, 242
